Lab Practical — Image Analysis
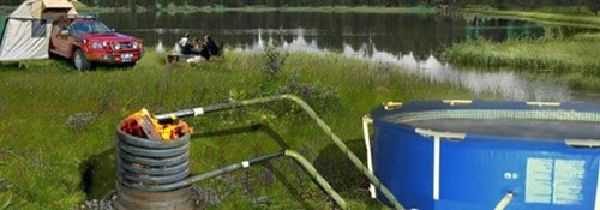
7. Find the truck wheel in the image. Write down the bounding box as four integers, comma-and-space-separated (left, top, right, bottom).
74, 49, 92, 71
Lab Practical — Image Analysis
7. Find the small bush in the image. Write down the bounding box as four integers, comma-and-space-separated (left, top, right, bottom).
263, 44, 288, 77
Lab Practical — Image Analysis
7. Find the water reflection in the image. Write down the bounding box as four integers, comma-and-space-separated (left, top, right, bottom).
214, 30, 573, 101
110, 11, 597, 102
105, 12, 571, 59
464, 17, 546, 41
229, 29, 326, 54
342, 44, 571, 101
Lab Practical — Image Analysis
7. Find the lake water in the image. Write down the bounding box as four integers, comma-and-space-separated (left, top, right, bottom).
98, 11, 599, 102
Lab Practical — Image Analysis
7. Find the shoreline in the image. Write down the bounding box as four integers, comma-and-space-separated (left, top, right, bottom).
444, 35, 600, 90
446, 7, 600, 90
77, 5, 438, 14
461, 7, 600, 29
0, 5, 437, 15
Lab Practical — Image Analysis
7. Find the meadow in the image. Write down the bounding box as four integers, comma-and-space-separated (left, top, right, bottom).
2, 4, 595, 209
463, 6, 600, 28
445, 34, 600, 90
445, 35, 600, 73
0, 50, 475, 210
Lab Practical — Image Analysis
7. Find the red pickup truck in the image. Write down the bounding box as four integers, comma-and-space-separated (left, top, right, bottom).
50, 17, 143, 71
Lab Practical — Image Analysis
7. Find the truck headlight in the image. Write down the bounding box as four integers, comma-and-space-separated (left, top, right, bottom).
132, 41, 139, 49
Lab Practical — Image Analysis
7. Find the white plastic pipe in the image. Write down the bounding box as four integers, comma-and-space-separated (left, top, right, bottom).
494, 192, 514, 210
414, 128, 466, 201
362, 115, 376, 199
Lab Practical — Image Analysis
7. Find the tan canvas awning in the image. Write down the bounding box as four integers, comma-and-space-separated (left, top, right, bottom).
43, 0, 75, 8
31, 0, 78, 19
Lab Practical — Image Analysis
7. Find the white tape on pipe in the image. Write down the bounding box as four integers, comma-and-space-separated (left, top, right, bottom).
362, 116, 377, 199
193, 108, 205, 116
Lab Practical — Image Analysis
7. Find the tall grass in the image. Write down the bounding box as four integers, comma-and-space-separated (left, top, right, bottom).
77, 5, 438, 14
462, 7, 600, 28
445, 37, 600, 74
174, 5, 438, 14
0, 50, 473, 210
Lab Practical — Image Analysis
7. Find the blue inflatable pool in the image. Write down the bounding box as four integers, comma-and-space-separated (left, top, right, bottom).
369, 101, 600, 210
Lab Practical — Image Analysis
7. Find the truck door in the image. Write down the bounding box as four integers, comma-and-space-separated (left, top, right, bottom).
51, 22, 75, 58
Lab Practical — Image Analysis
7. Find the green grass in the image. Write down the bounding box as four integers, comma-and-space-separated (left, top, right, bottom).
452, 6, 600, 90
74, 4, 437, 14
572, 32, 600, 41
159, 5, 437, 14
0, 50, 474, 210
534, 6, 596, 15
445, 37, 600, 73
462, 6, 600, 28
445, 36, 600, 90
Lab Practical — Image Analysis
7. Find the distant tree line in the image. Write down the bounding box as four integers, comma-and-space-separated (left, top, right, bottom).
1, 0, 599, 14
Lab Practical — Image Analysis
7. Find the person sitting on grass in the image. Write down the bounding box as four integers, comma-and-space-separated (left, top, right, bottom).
179, 34, 219, 61
203, 35, 220, 57
187, 37, 209, 60
178, 33, 193, 55
190, 35, 219, 61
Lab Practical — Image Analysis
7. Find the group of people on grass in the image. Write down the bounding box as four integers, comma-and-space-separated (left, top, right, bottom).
178, 33, 220, 61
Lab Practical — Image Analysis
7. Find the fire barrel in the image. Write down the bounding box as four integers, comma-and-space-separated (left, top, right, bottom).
114, 129, 198, 210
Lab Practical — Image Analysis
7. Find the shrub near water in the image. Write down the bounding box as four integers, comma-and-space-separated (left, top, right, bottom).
0, 50, 474, 210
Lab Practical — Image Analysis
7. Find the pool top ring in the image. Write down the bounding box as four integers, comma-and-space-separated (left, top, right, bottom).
373, 100, 600, 142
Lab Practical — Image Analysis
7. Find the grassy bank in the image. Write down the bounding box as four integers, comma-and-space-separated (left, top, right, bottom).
73, 5, 437, 14
452, 6, 600, 90
0, 50, 473, 210
155, 5, 437, 14
445, 36, 600, 90
446, 37, 600, 73
462, 7, 600, 28
1, 4, 437, 15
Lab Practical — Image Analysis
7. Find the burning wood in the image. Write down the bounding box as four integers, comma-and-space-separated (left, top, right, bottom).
120, 109, 193, 142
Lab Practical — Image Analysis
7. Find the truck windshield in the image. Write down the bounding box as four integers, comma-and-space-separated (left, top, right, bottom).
71, 21, 111, 34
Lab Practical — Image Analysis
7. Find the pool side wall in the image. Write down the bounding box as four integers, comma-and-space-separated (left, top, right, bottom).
371, 101, 600, 210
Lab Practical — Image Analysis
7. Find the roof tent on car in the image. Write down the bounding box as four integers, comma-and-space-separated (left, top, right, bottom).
0, 0, 78, 61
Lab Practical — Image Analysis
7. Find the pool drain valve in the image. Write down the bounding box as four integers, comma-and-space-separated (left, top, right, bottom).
114, 109, 198, 210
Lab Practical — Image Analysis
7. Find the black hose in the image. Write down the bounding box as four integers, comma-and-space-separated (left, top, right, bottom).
153, 95, 405, 209
116, 126, 349, 209
117, 130, 191, 192
134, 152, 285, 192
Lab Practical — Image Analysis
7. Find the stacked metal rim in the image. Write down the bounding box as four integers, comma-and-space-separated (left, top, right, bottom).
114, 129, 198, 210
